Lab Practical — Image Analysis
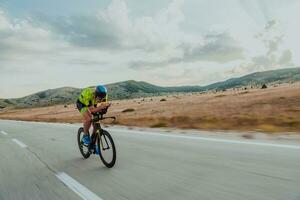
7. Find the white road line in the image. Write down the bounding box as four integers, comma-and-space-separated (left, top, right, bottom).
110, 128, 300, 150
12, 138, 28, 148
0, 131, 8, 135
56, 172, 103, 200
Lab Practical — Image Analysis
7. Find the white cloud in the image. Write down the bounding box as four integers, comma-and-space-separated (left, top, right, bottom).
0, 0, 300, 97
0, 10, 10, 30
227, 20, 295, 77
0, 9, 115, 97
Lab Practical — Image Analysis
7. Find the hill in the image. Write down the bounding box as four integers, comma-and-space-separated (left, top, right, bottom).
0, 67, 299, 109
0, 87, 81, 109
0, 81, 204, 109
204, 67, 300, 91
106, 80, 203, 99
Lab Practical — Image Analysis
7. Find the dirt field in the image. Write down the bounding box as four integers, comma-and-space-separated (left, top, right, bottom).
1, 83, 300, 133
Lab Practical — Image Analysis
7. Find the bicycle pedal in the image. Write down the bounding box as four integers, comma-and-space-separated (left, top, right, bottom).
91, 148, 96, 154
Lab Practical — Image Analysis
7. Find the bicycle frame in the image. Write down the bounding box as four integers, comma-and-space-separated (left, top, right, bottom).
89, 113, 116, 152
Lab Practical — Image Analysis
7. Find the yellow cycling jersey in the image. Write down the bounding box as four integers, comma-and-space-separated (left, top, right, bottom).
78, 87, 108, 107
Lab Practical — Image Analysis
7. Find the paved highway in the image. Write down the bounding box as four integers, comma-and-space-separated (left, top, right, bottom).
0, 120, 299, 200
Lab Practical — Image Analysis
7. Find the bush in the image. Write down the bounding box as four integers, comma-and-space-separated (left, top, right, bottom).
122, 108, 135, 113
242, 134, 254, 139
37, 92, 47, 99
261, 84, 268, 89
160, 98, 167, 102
151, 122, 167, 128
3, 99, 12, 104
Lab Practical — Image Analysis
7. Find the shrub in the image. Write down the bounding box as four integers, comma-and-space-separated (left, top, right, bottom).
239, 91, 249, 95
37, 92, 47, 99
242, 134, 254, 139
160, 98, 167, 102
3, 99, 12, 104
151, 122, 167, 128
261, 84, 268, 89
122, 108, 135, 113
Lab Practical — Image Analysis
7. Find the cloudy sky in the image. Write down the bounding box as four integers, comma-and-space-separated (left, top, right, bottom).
0, 0, 299, 98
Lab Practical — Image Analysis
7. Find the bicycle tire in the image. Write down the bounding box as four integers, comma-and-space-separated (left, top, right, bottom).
77, 127, 91, 159
96, 129, 116, 168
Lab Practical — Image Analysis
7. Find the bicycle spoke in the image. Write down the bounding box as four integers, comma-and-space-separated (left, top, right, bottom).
97, 130, 116, 168
103, 135, 110, 150
100, 135, 104, 149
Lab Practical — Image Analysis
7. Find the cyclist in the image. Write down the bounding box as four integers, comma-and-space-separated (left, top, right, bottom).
76, 85, 111, 146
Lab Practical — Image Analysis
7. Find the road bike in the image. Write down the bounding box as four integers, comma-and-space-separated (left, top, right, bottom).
77, 112, 116, 168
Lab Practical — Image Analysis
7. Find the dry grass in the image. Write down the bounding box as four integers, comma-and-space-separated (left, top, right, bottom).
215, 94, 226, 98
1, 82, 300, 133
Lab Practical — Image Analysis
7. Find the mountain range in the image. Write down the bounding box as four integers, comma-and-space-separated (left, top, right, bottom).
1, 67, 299, 109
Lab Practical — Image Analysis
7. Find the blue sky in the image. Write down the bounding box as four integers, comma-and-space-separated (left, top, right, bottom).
0, 0, 299, 98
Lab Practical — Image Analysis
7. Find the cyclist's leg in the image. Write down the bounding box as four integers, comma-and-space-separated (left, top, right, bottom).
92, 123, 96, 134
76, 101, 91, 135
82, 110, 92, 135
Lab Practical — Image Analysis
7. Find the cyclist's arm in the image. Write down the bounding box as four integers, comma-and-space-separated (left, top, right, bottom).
88, 103, 111, 113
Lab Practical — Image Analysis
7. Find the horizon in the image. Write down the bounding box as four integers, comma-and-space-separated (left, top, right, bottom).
3, 66, 299, 99
1, 0, 300, 98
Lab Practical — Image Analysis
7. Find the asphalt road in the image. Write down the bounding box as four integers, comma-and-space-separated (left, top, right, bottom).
0, 120, 300, 200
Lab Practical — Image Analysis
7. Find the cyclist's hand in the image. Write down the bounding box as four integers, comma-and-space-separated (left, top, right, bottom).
102, 102, 111, 108
97, 103, 110, 114
100, 109, 107, 114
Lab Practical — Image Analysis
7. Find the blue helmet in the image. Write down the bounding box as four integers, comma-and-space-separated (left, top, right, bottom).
95, 85, 107, 99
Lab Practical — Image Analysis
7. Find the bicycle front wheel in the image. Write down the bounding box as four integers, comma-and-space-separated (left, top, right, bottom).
97, 129, 116, 168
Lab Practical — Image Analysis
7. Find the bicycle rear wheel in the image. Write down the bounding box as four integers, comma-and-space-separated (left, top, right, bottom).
77, 127, 91, 159
96, 129, 116, 168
